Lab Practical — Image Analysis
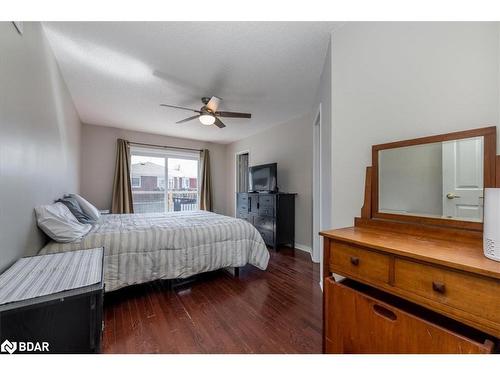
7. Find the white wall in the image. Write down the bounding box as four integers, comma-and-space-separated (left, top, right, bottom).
225, 113, 313, 250
330, 22, 499, 230
0, 22, 82, 271
80, 123, 227, 214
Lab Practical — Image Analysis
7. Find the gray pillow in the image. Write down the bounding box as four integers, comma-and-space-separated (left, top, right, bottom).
56, 197, 95, 224
68, 194, 100, 221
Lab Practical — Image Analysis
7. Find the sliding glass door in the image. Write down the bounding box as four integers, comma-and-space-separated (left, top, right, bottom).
130, 147, 200, 214
167, 157, 199, 212
130, 154, 166, 213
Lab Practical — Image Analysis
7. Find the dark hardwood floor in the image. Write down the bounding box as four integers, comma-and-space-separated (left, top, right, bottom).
102, 247, 322, 353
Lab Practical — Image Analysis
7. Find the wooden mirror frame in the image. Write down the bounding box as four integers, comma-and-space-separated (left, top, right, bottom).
371, 126, 497, 231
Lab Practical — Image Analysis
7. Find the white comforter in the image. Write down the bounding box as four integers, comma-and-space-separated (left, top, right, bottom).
39, 210, 270, 291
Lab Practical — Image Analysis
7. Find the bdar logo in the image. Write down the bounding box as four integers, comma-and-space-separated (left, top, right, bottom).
0, 339, 49, 354
1, 340, 17, 354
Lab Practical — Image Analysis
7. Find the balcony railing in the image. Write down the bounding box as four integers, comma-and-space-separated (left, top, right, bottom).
172, 197, 197, 212
132, 189, 198, 213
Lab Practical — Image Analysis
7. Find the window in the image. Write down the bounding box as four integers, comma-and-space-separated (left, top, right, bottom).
130, 147, 200, 214
131, 177, 141, 188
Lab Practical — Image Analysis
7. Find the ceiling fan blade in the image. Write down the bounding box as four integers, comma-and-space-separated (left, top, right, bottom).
160, 104, 201, 113
215, 111, 251, 119
214, 118, 226, 128
206, 96, 222, 112
176, 115, 200, 124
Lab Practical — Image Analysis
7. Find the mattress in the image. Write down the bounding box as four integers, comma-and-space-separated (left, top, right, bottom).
39, 210, 270, 291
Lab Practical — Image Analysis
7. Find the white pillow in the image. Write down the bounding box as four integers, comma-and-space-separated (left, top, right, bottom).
69, 194, 101, 221
35, 203, 92, 243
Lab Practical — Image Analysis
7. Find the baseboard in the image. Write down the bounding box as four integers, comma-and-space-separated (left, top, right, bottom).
294, 243, 312, 254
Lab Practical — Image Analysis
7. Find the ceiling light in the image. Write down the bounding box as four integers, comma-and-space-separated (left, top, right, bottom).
199, 114, 215, 125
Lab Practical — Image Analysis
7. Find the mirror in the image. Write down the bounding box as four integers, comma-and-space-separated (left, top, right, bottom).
378, 136, 484, 222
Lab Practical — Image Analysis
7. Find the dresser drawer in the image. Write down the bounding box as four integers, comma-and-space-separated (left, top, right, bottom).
324, 278, 495, 354
394, 258, 500, 325
258, 206, 274, 217
237, 193, 248, 201
330, 241, 390, 284
258, 229, 274, 246
259, 195, 274, 206
238, 204, 248, 212
254, 216, 275, 232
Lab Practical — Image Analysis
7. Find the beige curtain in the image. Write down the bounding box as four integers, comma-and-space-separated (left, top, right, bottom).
199, 149, 213, 211
111, 139, 134, 214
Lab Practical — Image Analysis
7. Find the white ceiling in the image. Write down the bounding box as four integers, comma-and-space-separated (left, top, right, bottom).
43, 22, 341, 144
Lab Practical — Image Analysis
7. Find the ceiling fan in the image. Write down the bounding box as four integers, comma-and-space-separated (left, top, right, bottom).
160, 96, 251, 128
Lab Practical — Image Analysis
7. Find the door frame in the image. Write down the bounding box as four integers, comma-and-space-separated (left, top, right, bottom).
234, 150, 250, 216
312, 104, 322, 263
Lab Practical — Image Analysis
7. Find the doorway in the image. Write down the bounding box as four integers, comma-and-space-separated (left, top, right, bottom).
236, 152, 249, 193
235, 151, 250, 215
312, 105, 322, 263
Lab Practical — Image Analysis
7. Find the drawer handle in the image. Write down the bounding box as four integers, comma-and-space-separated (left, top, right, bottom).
432, 281, 446, 294
350, 256, 359, 266
373, 304, 397, 322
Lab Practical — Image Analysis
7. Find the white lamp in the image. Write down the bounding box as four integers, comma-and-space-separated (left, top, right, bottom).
484, 188, 500, 262
199, 114, 215, 126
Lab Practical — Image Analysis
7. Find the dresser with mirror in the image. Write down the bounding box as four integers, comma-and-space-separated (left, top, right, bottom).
321, 126, 500, 354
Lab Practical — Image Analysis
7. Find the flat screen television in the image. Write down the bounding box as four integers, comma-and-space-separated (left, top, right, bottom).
249, 163, 277, 193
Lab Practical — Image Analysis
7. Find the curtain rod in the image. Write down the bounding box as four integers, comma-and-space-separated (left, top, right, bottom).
128, 141, 202, 153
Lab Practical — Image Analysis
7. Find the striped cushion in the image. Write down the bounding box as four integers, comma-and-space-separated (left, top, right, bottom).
0, 248, 102, 305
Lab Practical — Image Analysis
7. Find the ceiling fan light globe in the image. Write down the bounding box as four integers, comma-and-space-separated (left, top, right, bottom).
199, 114, 216, 125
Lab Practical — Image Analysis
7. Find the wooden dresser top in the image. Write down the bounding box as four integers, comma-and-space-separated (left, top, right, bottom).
320, 226, 500, 280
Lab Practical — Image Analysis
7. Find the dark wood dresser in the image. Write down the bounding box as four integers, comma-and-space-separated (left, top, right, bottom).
236, 192, 295, 250
321, 127, 500, 354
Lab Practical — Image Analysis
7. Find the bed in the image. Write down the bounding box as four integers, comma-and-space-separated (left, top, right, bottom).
38, 210, 270, 292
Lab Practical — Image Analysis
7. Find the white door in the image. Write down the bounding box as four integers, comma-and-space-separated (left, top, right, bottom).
442, 137, 483, 221
312, 108, 321, 263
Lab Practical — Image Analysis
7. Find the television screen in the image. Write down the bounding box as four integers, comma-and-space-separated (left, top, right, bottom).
249, 163, 277, 192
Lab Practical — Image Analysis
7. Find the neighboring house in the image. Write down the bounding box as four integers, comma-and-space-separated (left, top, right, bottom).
131, 162, 197, 191
130, 162, 164, 191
